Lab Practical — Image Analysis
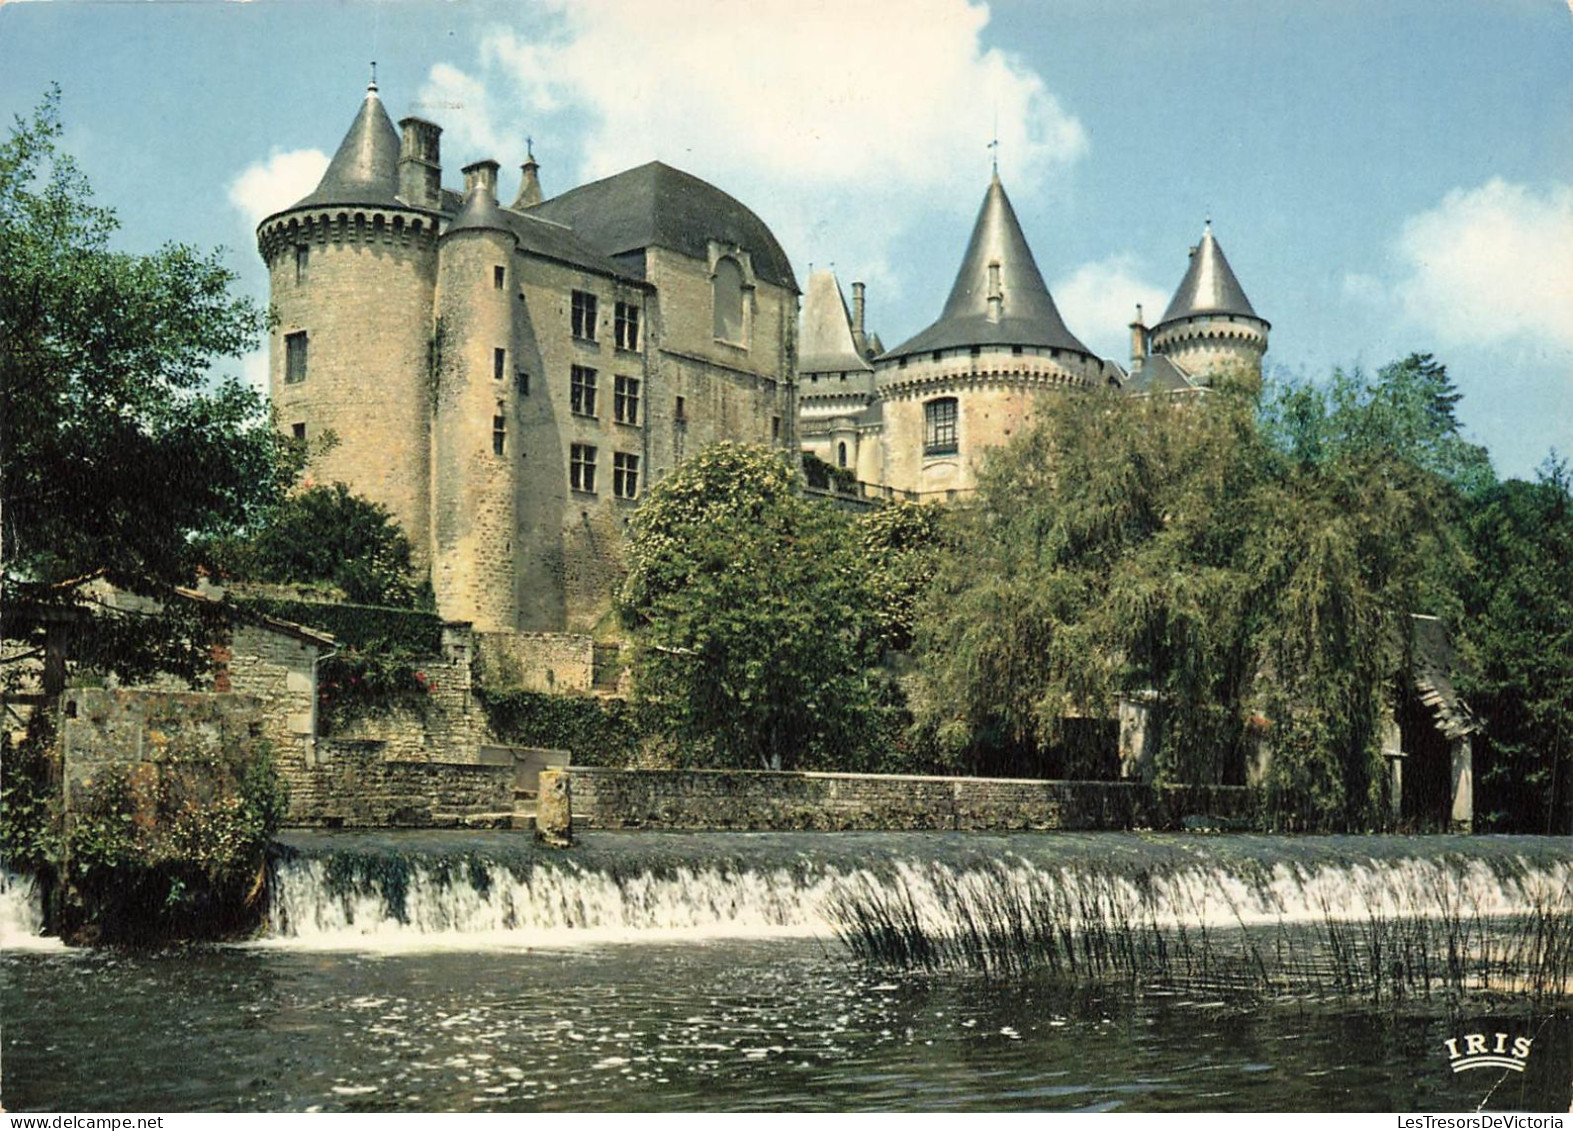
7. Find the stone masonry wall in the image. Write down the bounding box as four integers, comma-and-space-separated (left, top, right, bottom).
567, 768, 1256, 832
474, 631, 595, 692
285, 739, 517, 827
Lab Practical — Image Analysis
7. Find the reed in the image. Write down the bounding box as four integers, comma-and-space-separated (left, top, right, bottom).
825, 865, 1573, 1003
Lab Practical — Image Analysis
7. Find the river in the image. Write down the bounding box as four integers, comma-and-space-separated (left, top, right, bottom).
2, 831, 1570, 1112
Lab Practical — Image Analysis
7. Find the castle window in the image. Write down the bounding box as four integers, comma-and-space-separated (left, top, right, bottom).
571, 365, 598, 416
492, 414, 506, 456
494, 348, 506, 381
713, 256, 745, 344
613, 452, 639, 499
294, 244, 309, 286
924, 397, 958, 456
615, 302, 640, 351
970, 345, 981, 357
614, 375, 640, 425
931, 350, 943, 363
516, 370, 530, 396
572, 291, 598, 341
291, 422, 306, 441
494, 265, 505, 290
837, 441, 847, 468
675, 395, 687, 423
570, 443, 597, 493
771, 415, 781, 442
1012, 345, 1024, 356
285, 331, 308, 384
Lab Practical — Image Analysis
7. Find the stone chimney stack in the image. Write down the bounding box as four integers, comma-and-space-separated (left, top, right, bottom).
1129, 304, 1149, 372
398, 118, 442, 210
851, 281, 867, 355
462, 159, 500, 202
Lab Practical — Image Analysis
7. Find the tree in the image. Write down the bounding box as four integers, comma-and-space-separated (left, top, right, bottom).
911, 377, 1453, 828
618, 443, 888, 771
0, 90, 291, 684
205, 483, 425, 608
1456, 458, 1573, 833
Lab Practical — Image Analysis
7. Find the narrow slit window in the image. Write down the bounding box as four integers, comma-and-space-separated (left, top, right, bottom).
492, 414, 506, 456
494, 348, 506, 381
285, 331, 308, 384
494, 265, 506, 290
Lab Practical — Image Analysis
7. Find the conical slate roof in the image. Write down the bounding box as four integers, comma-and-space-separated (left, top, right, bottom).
799, 270, 873, 375
448, 164, 514, 237
885, 175, 1088, 358
291, 82, 404, 211
1158, 224, 1262, 325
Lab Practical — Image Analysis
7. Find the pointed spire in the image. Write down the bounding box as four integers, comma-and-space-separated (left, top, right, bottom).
292, 78, 403, 210
1158, 222, 1260, 324
512, 138, 543, 209
799, 269, 873, 375
887, 175, 1087, 357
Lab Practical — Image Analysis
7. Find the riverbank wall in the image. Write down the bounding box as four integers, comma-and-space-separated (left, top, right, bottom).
556, 768, 1255, 833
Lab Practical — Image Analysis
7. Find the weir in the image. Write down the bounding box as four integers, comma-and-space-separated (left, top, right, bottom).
257, 831, 1573, 956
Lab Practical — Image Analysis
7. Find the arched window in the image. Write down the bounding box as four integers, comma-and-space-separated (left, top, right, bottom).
837, 441, 848, 468
713, 256, 745, 344
924, 397, 958, 456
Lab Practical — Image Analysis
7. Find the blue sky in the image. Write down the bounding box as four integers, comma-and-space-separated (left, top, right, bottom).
3, 0, 1569, 478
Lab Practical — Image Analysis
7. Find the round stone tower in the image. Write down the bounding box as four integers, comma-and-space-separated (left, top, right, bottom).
257, 79, 442, 564
874, 173, 1112, 498
1147, 223, 1269, 388
430, 160, 521, 631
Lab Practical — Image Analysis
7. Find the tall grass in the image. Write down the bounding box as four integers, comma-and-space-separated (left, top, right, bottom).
825, 864, 1573, 1003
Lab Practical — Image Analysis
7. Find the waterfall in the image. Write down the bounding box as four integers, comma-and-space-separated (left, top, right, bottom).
0, 869, 58, 951
261, 832, 1573, 957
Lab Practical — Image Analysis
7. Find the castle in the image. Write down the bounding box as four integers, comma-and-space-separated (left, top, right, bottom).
258, 79, 798, 635
796, 173, 1270, 497
262, 82, 1267, 633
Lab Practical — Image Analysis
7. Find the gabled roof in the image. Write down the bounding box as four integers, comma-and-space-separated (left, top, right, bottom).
799, 270, 874, 375
1157, 223, 1263, 325
885, 174, 1088, 359
291, 83, 405, 212
531, 161, 798, 291
1124, 354, 1205, 395
1410, 615, 1480, 739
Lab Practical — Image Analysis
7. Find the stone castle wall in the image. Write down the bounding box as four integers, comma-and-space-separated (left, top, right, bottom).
283, 739, 518, 827
565, 767, 1256, 832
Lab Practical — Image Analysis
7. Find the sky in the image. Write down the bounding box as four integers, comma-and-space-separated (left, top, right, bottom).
2, 0, 1570, 479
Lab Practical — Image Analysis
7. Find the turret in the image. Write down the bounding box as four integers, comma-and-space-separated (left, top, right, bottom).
431, 158, 522, 630
512, 142, 543, 210
256, 78, 440, 567
1148, 223, 1269, 388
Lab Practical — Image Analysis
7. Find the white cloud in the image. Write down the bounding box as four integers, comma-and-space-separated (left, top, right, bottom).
427, 0, 1086, 286
1387, 179, 1573, 351
416, 63, 510, 168
227, 148, 329, 226
1053, 254, 1170, 362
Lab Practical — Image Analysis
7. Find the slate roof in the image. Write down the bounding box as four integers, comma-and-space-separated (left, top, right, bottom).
1410, 615, 1480, 739
1157, 223, 1263, 326
1123, 354, 1204, 395
532, 162, 798, 291
799, 270, 874, 375
884, 175, 1089, 359
290, 83, 405, 212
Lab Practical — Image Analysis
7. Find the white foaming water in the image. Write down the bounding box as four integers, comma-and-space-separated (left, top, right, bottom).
0, 869, 61, 951
260, 846, 1572, 953
262, 857, 843, 950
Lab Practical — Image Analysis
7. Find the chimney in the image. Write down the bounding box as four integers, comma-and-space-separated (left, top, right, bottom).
1128, 303, 1149, 372
513, 144, 543, 209
462, 159, 500, 202
398, 118, 442, 210
851, 281, 867, 355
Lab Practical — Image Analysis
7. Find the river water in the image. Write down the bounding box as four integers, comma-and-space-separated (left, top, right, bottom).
2, 831, 1570, 1112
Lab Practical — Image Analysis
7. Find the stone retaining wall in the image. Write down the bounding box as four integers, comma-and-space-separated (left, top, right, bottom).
286, 739, 518, 828
566, 768, 1256, 832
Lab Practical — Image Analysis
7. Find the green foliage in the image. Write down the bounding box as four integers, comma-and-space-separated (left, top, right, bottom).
476, 689, 643, 767
855, 500, 948, 652
912, 380, 1454, 828
206, 483, 427, 608
802, 451, 859, 493
0, 714, 61, 874
229, 596, 444, 654
316, 648, 434, 735
619, 442, 893, 771
1457, 459, 1573, 833
62, 736, 287, 943
1, 89, 298, 681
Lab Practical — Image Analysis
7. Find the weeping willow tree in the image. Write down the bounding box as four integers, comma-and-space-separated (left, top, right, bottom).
911, 378, 1460, 829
